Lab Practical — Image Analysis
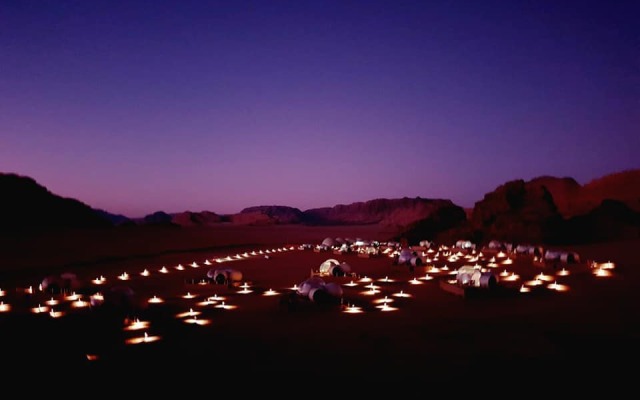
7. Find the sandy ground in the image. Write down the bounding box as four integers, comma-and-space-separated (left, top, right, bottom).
0, 225, 638, 392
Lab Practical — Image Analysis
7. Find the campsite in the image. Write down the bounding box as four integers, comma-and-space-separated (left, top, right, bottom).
1, 224, 637, 391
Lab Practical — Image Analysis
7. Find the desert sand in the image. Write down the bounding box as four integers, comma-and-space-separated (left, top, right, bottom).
1, 224, 638, 392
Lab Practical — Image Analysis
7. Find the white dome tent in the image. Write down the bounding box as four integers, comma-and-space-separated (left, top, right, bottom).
319, 258, 352, 277
456, 266, 498, 289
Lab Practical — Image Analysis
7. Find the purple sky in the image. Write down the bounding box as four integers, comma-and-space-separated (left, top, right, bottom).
2, 1, 638, 218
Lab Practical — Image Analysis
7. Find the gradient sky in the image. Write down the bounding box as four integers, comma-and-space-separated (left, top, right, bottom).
2, 0, 638, 218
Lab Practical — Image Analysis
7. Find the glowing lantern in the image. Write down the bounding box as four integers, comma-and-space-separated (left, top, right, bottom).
32, 304, 49, 314
49, 309, 63, 318
0, 302, 11, 312
92, 276, 106, 285
594, 268, 612, 277
140, 269, 150, 277
184, 316, 211, 325
393, 290, 411, 298
124, 318, 150, 331
118, 272, 130, 281
557, 268, 570, 276
45, 297, 59, 306
148, 295, 163, 304
343, 304, 363, 314
191, 262, 199, 268
343, 281, 358, 287
409, 278, 423, 285
215, 302, 236, 310
64, 292, 80, 301
175, 264, 185, 271
182, 292, 196, 299
0, 288, 4, 297
379, 303, 398, 312
159, 266, 169, 273
263, 289, 279, 296
71, 298, 89, 308
176, 308, 200, 318
125, 332, 160, 345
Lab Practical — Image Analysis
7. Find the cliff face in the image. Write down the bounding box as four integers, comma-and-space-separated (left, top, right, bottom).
450, 170, 640, 245
302, 197, 464, 227
529, 170, 640, 218
238, 206, 304, 224
0, 173, 113, 231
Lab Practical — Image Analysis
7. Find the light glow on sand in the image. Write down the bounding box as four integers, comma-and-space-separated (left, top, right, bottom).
31, 304, 49, 314
49, 309, 64, 318
92, 276, 106, 285
0, 302, 11, 312
184, 316, 211, 325
71, 298, 89, 308
176, 308, 201, 318
0, 289, 4, 297
379, 303, 398, 312
125, 332, 160, 345
159, 266, 169, 273
557, 268, 570, 276
343, 281, 358, 287
118, 272, 130, 281
148, 295, 164, 304
140, 269, 150, 276
65, 292, 80, 301
263, 289, 279, 296
519, 285, 531, 293
547, 281, 569, 291
343, 304, 363, 314
182, 292, 196, 299
393, 290, 411, 298
374, 296, 394, 307
124, 318, 150, 331
593, 268, 613, 277
45, 297, 59, 306
175, 264, 185, 270
215, 301, 236, 310
535, 273, 554, 282
378, 276, 394, 283
409, 278, 423, 285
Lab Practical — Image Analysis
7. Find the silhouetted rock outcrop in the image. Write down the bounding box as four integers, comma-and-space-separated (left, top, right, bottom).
550, 199, 640, 244
93, 208, 135, 226
239, 206, 304, 224
140, 211, 176, 226
530, 169, 640, 218
0, 173, 113, 231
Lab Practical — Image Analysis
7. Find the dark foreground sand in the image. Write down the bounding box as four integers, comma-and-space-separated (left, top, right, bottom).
1, 225, 638, 393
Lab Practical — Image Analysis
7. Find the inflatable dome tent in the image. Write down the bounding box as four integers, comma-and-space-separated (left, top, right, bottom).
456, 266, 498, 289
319, 259, 352, 277
207, 268, 243, 285
297, 276, 343, 304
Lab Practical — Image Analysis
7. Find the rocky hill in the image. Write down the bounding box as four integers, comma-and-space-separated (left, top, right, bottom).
0, 173, 113, 231
430, 169, 640, 245
3, 169, 638, 245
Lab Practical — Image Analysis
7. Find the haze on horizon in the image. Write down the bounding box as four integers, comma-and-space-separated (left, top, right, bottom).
1, 0, 638, 219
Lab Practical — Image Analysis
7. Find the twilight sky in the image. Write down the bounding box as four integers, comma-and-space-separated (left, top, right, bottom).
2, 0, 638, 218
